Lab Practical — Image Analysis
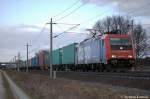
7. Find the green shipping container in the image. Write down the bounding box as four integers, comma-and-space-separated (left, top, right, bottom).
62, 43, 77, 64
52, 49, 62, 65
45, 49, 62, 65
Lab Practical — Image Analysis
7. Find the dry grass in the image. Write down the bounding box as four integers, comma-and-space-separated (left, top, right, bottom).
6, 70, 145, 99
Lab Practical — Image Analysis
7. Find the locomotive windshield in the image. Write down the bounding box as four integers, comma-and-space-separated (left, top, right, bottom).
110, 38, 132, 45
110, 38, 132, 50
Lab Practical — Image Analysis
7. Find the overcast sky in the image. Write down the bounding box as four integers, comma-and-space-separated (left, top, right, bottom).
0, 0, 150, 62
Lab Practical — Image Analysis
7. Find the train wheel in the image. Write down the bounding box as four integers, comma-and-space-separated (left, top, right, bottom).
97, 65, 102, 72
106, 64, 111, 72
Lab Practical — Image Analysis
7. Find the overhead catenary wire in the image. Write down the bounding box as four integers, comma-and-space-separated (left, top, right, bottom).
53, 24, 80, 38
79, 8, 111, 25
10, 24, 48, 61
74, 3, 150, 35
12, 6, 126, 61
55, 23, 81, 32
54, 8, 111, 36
28, 22, 79, 55
54, 1, 88, 22
52, 0, 81, 18
21, 1, 150, 59
66, 2, 150, 33
55, 24, 65, 32
56, 23, 81, 25
13, 2, 110, 61
27, 0, 82, 47
54, 1, 150, 29
26, 30, 88, 57
64, 31, 89, 35
28, 40, 48, 55
28, 21, 88, 55
27, 23, 49, 55
27, 0, 85, 53
29, 23, 48, 44
55, 24, 89, 35
27, 23, 79, 56
13, 2, 150, 62
78, 2, 150, 26
52, 8, 111, 39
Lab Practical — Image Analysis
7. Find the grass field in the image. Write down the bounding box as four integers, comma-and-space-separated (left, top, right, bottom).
6, 70, 150, 99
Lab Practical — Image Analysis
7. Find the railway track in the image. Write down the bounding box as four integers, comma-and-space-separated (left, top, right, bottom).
29, 70, 150, 80
79, 72, 150, 80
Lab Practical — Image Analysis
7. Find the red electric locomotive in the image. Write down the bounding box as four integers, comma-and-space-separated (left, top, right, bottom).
103, 33, 136, 70
77, 32, 136, 71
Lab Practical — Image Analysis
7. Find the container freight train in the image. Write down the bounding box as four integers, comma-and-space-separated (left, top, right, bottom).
21, 33, 136, 71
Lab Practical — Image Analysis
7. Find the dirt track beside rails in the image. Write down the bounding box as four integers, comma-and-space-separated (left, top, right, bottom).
6, 70, 150, 99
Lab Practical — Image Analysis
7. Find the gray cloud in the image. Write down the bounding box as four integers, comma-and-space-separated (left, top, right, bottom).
0, 25, 44, 49
0, 24, 48, 62
81, 0, 150, 16
81, 0, 150, 36
0, 24, 86, 62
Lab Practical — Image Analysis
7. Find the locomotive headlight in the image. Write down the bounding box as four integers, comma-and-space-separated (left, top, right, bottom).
128, 55, 133, 58
111, 55, 116, 58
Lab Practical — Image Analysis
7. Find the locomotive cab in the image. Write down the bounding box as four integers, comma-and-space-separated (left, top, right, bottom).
106, 34, 135, 68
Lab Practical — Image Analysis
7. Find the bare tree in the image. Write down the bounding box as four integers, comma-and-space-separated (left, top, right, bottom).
133, 24, 147, 58
92, 15, 148, 58
93, 16, 132, 35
